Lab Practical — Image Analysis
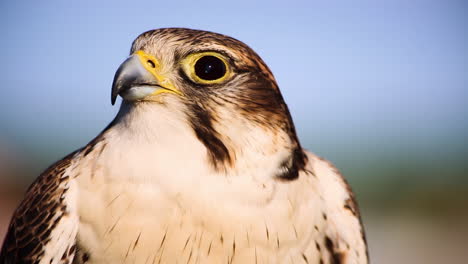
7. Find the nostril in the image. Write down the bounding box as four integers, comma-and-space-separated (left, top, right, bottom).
147, 60, 156, 68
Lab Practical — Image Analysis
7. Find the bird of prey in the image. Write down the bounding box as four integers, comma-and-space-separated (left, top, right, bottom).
0, 28, 368, 264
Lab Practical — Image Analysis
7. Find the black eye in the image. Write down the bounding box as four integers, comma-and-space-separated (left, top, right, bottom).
194, 56, 227, 81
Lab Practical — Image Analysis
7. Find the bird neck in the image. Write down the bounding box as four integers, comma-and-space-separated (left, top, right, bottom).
101, 100, 300, 181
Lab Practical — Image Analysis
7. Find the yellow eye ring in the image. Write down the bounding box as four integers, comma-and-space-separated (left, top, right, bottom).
181, 52, 231, 84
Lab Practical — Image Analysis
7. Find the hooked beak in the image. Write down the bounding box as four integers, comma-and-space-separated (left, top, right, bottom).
111, 51, 182, 105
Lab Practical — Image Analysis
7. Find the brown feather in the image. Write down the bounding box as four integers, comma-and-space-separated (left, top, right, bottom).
0, 151, 78, 263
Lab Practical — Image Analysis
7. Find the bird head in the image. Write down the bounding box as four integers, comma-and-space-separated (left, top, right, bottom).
111, 28, 306, 178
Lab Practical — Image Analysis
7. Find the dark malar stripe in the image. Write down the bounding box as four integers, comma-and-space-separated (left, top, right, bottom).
189, 103, 233, 170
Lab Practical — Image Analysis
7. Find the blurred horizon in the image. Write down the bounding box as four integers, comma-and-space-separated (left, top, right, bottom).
1, 1, 467, 263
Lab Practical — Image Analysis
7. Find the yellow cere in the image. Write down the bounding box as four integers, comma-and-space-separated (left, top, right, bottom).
181, 51, 232, 84
133, 50, 183, 97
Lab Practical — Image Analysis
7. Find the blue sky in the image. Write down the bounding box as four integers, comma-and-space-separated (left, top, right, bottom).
0, 0, 466, 169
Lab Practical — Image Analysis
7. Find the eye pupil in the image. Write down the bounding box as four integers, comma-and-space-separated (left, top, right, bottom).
194, 56, 226, 81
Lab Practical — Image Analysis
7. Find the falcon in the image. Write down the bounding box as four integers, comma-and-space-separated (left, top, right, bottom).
0, 28, 368, 264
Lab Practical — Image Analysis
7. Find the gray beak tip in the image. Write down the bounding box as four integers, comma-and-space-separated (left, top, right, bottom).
110, 54, 162, 105
111, 93, 117, 105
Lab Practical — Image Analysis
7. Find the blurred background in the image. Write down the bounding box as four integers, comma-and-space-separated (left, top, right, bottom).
1, 0, 467, 262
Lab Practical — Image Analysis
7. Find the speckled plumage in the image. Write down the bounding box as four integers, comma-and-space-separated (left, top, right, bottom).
0, 28, 368, 264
